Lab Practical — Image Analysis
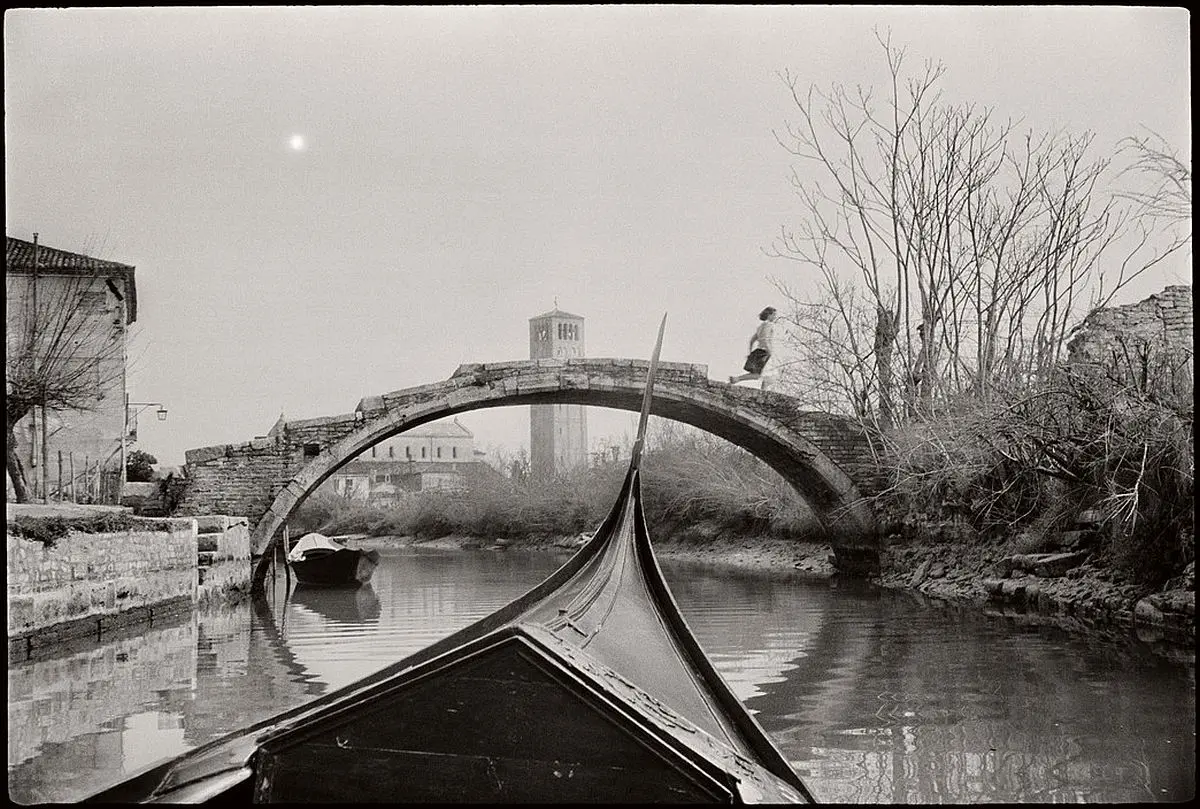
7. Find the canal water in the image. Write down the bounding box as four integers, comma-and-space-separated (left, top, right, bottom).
8, 546, 1195, 803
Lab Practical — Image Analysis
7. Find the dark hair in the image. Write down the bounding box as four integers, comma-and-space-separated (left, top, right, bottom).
759, 307, 777, 321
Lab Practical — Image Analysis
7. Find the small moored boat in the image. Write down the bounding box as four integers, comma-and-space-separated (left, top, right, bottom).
286, 532, 379, 587
84, 315, 815, 804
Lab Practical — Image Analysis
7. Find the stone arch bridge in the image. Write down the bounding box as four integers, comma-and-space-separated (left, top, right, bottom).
176, 359, 884, 587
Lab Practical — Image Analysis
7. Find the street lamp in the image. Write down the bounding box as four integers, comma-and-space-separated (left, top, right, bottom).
127, 401, 168, 430
122, 397, 168, 494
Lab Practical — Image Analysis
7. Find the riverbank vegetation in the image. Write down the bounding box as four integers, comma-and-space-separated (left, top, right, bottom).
292, 422, 820, 546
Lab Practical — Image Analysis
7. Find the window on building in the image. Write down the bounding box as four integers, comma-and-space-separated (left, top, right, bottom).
371, 446, 376, 458
421, 447, 426, 459
406, 446, 412, 459
436, 447, 442, 458
389, 446, 394, 458
304, 443, 320, 458
374, 474, 386, 483
452, 447, 457, 459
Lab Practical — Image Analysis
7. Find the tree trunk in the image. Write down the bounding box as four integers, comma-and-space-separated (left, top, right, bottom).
874, 305, 900, 428
6, 424, 31, 503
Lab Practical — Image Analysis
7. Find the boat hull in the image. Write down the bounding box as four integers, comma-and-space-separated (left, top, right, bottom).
254, 627, 801, 803
289, 548, 379, 587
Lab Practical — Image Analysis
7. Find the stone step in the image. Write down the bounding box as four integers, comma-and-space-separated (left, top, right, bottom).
999, 550, 1090, 578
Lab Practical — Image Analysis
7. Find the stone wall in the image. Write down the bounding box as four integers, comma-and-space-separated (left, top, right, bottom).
7, 510, 252, 661
7, 519, 197, 643
195, 515, 252, 603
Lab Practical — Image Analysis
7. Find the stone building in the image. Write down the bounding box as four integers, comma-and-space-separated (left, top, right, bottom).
529, 307, 588, 478
5, 236, 138, 502
321, 417, 501, 505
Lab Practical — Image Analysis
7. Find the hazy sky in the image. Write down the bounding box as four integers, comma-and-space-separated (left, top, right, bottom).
6, 6, 1191, 467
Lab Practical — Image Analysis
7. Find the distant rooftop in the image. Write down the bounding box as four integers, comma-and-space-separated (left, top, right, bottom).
6, 236, 138, 323
530, 307, 584, 321
399, 418, 474, 438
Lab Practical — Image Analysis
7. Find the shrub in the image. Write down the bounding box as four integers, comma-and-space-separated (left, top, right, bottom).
125, 450, 158, 482
876, 351, 1194, 586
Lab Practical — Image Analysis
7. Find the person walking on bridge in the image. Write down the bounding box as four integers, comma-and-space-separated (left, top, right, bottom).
729, 306, 778, 390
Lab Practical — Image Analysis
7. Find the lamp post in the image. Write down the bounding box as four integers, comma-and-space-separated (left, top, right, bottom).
122, 396, 168, 495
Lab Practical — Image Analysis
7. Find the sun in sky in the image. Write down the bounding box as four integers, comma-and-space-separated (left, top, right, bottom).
288, 133, 307, 152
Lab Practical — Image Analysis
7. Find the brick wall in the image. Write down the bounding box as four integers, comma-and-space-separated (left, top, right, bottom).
177, 438, 306, 520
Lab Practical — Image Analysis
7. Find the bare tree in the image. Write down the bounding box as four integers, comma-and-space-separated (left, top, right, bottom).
1116, 127, 1192, 227
5, 247, 125, 502
768, 31, 1189, 425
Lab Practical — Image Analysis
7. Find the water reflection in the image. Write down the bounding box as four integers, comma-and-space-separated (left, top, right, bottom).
7, 547, 1194, 804
662, 567, 1195, 803
290, 584, 382, 624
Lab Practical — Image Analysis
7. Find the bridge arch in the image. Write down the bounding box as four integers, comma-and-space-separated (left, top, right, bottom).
178, 359, 882, 588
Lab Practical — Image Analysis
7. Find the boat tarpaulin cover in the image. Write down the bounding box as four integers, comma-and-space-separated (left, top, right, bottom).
287, 532, 344, 563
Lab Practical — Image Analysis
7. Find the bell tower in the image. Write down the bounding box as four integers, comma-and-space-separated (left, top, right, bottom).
529, 307, 588, 478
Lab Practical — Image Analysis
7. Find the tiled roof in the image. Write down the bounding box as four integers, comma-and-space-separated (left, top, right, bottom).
530, 307, 584, 321
402, 418, 473, 438
6, 236, 138, 323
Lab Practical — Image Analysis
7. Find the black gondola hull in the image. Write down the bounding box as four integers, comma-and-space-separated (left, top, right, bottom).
254, 627, 801, 803
289, 548, 379, 587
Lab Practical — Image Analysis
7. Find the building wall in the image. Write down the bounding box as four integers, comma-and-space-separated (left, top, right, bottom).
323, 418, 481, 502
322, 460, 490, 505
6, 268, 133, 501
529, 310, 588, 477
